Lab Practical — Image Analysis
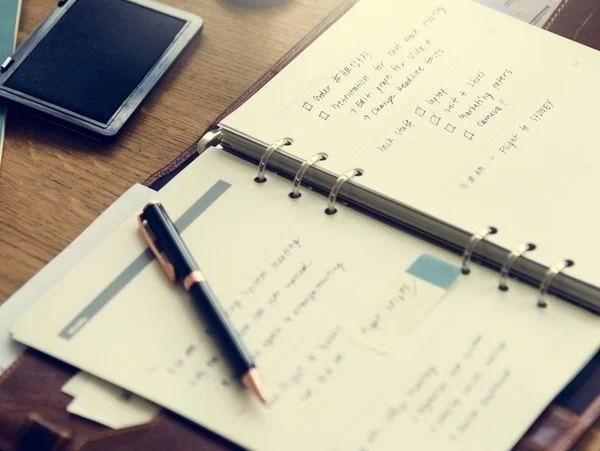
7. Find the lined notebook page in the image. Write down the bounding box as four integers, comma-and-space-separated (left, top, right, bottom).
12, 147, 599, 451
220, 0, 600, 291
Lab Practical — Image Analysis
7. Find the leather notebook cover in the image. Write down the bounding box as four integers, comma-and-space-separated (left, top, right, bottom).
1, 1, 599, 450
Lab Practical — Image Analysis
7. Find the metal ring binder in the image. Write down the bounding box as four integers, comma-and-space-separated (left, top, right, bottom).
325, 168, 363, 214
219, 129, 600, 313
537, 260, 575, 308
461, 226, 498, 275
499, 243, 536, 291
254, 138, 292, 183
197, 128, 223, 154
289, 153, 328, 199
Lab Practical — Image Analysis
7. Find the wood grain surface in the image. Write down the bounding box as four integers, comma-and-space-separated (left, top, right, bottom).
0, 0, 342, 302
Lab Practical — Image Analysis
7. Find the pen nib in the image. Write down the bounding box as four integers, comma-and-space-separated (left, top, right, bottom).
243, 368, 268, 404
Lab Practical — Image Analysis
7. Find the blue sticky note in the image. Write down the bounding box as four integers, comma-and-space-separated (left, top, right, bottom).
406, 254, 461, 289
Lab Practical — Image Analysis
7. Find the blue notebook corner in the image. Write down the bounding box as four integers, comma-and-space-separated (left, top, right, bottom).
0, 0, 22, 161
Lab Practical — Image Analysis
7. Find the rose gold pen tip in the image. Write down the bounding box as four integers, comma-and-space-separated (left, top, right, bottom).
243, 368, 268, 403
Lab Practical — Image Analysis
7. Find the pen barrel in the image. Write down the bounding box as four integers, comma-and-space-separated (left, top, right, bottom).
189, 281, 255, 378
143, 203, 199, 280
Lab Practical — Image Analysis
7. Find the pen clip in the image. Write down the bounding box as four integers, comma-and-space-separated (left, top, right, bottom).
138, 214, 177, 282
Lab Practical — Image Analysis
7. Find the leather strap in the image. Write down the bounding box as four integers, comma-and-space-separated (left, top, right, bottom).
544, 0, 600, 52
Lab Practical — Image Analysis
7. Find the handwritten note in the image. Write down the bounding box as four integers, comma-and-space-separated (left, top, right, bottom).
298, 7, 450, 126
336, 332, 515, 451
339, 253, 460, 353
144, 221, 460, 418
221, 0, 600, 288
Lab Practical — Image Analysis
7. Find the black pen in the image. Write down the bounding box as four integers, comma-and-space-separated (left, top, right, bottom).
138, 201, 267, 403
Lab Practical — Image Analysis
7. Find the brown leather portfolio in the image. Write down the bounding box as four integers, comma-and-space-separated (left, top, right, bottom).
1, 1, 599, 450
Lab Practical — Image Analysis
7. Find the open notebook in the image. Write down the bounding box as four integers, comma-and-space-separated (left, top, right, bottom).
10, 0, 600, 450
218, 0, 600, 313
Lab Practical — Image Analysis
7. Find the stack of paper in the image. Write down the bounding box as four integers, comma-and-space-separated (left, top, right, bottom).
62, 371, 159, 429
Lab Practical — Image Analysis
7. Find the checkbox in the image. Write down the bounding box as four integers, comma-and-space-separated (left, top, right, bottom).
415, 106, 426, 117
445, 123, 455, 133
303, 101, 313, 111
430, 114, 441, 126
464, 130, 474, 140
319, 111, 330, 120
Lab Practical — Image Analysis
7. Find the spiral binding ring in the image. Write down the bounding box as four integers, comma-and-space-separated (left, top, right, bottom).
537, 259, 574, 308
498, 243, 536, 291
325, 168, 363, 215
197, 129, 223, 154
255, 138, 292, 184
461, 226, 498, 275
289, 153, 328, 199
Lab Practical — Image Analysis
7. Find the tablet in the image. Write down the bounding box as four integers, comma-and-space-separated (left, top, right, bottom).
0, 0, 203, 140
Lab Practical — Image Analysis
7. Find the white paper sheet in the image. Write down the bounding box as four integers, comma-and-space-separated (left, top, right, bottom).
0, 183, 155, 375
63, 372, 159, 429
61, 370, 93, 397
220, 0, 600, 293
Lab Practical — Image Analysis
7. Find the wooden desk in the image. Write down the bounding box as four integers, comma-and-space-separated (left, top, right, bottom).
0, 0, 342, 302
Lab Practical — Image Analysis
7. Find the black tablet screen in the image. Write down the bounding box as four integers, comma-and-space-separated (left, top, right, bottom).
5, 0, 185, 124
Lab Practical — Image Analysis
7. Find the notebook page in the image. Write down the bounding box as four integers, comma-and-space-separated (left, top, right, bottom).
11, 147, 599, 451
220, 0, 600, 291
